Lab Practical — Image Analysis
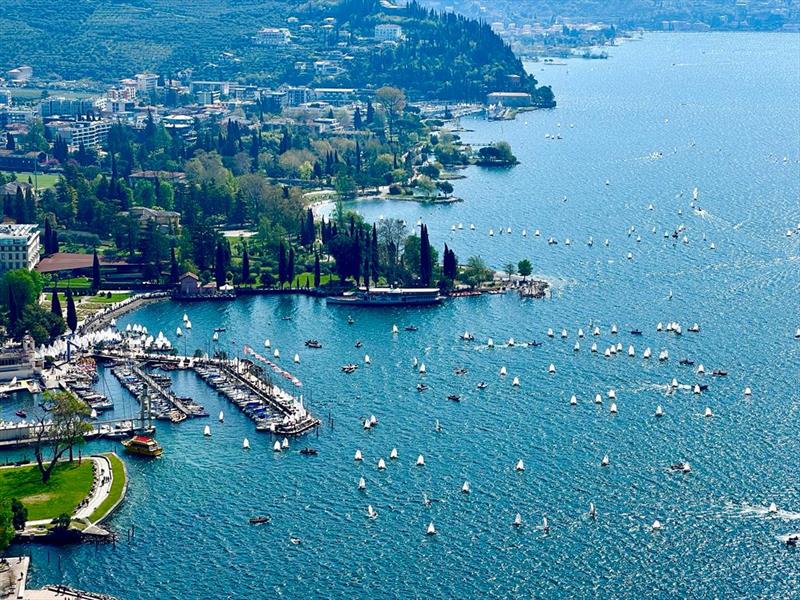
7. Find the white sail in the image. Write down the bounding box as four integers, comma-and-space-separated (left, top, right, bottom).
273, 441, 281, 452
354, 449, 363, 461
203, 425, 211, 436
416, 454, 425, 466
462, 481, 471, 494
515, 459, 525, 472
377, 458, 386, 470
390, 448, 398, 459
218, 411, 224, 422
242, 438, 250, 449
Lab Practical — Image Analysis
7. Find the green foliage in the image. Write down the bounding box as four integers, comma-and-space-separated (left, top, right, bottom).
11, 498, 27, 530
461, 255, 492, 288
518, 259, 533, 279
0, 502, 13, 551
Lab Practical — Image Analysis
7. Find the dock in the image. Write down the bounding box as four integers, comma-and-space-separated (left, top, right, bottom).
95, 351, 320, 436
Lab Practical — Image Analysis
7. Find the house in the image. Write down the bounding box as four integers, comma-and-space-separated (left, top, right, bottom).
255, 27, 291, 46
45, 118, 111, 150
6, 66, 32, 84
176, 272, 236, 300
128, 206, 181, 230
179, 272, 201, 295
374, 24, 403, 42
313, 60, 342, 77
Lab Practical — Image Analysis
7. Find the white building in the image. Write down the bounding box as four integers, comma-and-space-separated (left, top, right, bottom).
7, 66, 32, 84
46, 119, 112, 150
255, 27, 291, 46
374, 24, 403, 42
135, 73, 159, 95
0, 224, 40, 272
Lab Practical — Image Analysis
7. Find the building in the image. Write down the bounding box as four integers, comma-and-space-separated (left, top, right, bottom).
260, 90, 288, 113
0, 88, 11, 107
45, 118, 111, 150
284, 86, 314, 107
176, 272, 235, 299
0, 336, 39, 382
128, 206, 181, 231
0, 224, 41, 272
0, 150, 45, 172
374, 23, 403, 41
6, 66, 32, 84
190, 81, 231, 97
255, 27, 291, 45
0, 107, 36, 126
486, 92, 533, 107
135, 73, 159, 95
313, 88, 355, 106
39, 96, 97, 118
162, 114, 196, 142
196, 90, 221, 105
313, 60, 342, 77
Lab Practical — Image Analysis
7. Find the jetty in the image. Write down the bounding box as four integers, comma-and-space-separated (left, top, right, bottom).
95, 350, 319, 436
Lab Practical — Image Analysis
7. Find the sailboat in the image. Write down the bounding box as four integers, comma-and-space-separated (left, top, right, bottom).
513, 513, 523, 527
203, 425, 211, 436
389, 448, 398, 459
462, 481, 471, 494
426, 522, 437, 536
358, 477, 366, 490
367, 505, 377, 519
242, 438, 250, 449
416, 454, 425, 466
218, 411, 224, 422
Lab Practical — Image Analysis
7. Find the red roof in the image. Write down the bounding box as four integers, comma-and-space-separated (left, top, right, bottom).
132, 435, 153, 442
35, 252, 128, 274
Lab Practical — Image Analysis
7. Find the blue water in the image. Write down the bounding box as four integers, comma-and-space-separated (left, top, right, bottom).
6, 33, 800, 598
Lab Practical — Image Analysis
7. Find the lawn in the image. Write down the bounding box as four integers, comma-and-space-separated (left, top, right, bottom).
0, 460, 94, 521
10, 171, 60, 190
84, 292, 130, 304
88, 453, 126, 523
292, 272, 338, 287
53, 276, 92, 289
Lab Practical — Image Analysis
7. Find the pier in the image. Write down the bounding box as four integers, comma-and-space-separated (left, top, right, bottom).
95, 351, 320, 436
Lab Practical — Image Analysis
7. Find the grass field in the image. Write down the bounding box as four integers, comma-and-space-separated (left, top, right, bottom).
292, 272, 338, 287
9, 171, 60, 190
0, 460, 93, 521
89, 453, 126, 523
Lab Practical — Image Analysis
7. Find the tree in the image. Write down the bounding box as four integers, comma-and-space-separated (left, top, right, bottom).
503, 262, 516, 281
11, 498, 27, 531
1, 269, 44, 326
518, 259, 532, 281
419, 224, 432, 286
376, 86, 406, 140
5, 133, 14, 151
462, 256, 492, 288
0, 502, 13, 552
169, 244, 180, 284
334, 174, 357, 201
51, 285, 62, 317
241, 243, 250, 284
32, 391, 92, 483
65, 288, 77, 332
313, 252, 321, 288
214, 240, 228, 287
287, 245, 295, 287
277, 242, 287, 286
91, 250, 102, 290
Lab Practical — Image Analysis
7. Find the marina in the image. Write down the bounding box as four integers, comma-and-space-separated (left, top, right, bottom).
2, 33, 798, 600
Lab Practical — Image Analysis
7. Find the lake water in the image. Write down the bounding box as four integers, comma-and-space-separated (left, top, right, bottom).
7, 33, 800, 598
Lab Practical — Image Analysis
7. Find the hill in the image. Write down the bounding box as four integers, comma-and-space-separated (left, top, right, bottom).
0, 0, 554, 104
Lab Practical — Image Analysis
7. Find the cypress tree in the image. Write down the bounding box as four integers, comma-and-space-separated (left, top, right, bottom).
305, 208, 315, 246
420, 224, 432, 286
7, 290, 18, 328
371, 223, 379, 281
214, 241, 227, 288
169, 245, 180, 283
314, 252, 321, 288
44, 219, 53, 254
51, 286, 62, 317
92, 250, 102, 290
65, 288, 78, 332
287, 246, 295, 287
242, 243, 250, 284
278, 243, 286, 286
